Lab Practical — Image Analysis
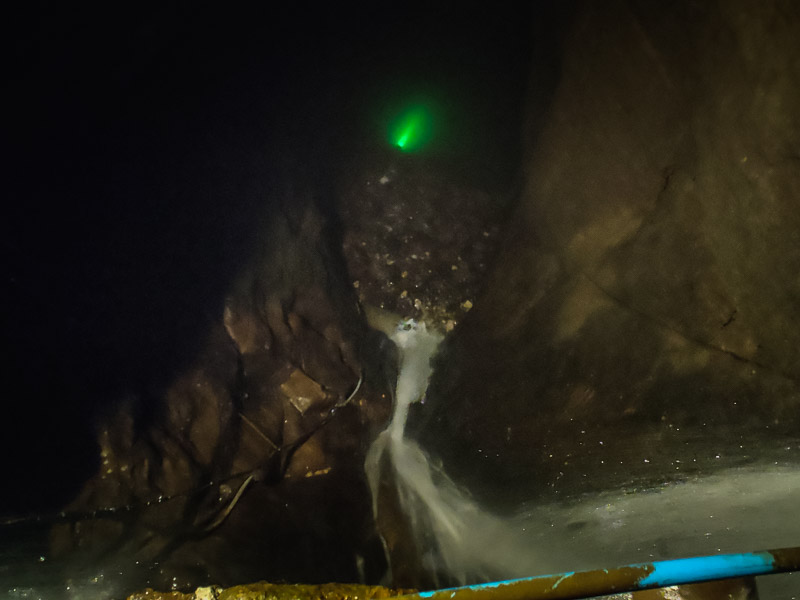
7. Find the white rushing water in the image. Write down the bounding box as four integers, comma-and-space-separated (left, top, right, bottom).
365, 319, 800, 597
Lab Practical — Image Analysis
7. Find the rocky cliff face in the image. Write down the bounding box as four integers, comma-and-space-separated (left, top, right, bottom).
49, 171, 395, 590
415, 0, 800, 504
39, 1, 800, 596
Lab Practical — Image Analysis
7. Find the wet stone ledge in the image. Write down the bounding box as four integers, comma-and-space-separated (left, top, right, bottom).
127, 582, 415, 600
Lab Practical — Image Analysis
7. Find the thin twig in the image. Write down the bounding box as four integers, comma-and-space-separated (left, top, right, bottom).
239, 412, 280, 451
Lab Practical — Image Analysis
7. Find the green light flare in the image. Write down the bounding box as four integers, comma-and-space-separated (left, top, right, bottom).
389, 105, 433, 152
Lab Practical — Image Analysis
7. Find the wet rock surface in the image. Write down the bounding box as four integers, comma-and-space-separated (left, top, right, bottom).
126, 582, 414, 600
337, 148, 507, 332
47, 179, 395, 593
413, 0, 800, 507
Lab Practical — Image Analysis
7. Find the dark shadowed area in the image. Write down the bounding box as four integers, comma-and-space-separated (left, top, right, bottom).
3, 2, 799, 600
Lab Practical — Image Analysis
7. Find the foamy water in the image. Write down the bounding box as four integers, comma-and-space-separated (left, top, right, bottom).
365, 320, 800, 597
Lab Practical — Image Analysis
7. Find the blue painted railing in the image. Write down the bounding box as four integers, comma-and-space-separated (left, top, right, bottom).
398, 546, 800, 600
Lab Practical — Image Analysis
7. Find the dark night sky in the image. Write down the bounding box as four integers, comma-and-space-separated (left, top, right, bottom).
5, 5, 320, 513
4, 5, 535, 514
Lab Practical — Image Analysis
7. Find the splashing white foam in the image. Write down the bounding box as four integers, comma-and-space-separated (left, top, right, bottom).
365, 320, 558, 584
365, 320, 800, 597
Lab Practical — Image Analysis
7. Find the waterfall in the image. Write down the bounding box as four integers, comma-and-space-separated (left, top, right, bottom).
364, 320, 558, 585
364, 319, 800, 596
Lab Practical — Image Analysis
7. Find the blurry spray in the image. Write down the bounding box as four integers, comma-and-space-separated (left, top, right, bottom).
364, 318, 800, 598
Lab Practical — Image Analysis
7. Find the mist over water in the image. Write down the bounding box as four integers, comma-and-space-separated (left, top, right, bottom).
366, 323, 800, 596
366, 320, 560, 585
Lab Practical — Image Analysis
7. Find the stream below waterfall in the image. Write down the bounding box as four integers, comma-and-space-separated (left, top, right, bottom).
366, 319, 800, 598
